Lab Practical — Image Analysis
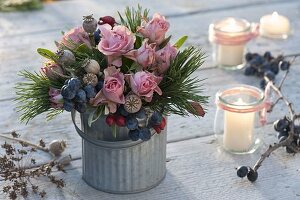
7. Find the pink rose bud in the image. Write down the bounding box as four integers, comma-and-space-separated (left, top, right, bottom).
136, 39, 156, 68
137, 13, 170, 45
98, 24, 136, 67
41, 61, 64, 80
155, 43, 177, 74
61, 27, 91, 49
127, 71, 162, 102
49, 87, 64, 109
99, 16, 116, 27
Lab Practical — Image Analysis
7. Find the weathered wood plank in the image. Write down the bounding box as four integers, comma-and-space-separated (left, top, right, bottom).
1, 124, 299, 200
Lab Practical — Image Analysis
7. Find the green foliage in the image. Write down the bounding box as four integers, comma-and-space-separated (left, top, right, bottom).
0, 0, 42, 12
118, 5, 149, 49
174, 36, 188, 49
159, 35, 172, 49
37, 48, 58, 62
118, 5, 149, 33
15, 71, 64, 123
148, 46, 209, 116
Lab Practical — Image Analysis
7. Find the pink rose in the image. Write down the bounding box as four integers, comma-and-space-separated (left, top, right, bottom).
61, 27, 91, 49
135, 40, 156, 68
98, 24, 136, 67
49, 87, 63, 109
155, 43, 177, 74
41, 61, 64, 80
90, 66, 125, 113
137, 13, 170, 45
127, 71, 162, 102
125, 39, 156, 69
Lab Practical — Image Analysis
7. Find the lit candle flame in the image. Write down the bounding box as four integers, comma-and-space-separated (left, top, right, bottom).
272, 12, 279, 18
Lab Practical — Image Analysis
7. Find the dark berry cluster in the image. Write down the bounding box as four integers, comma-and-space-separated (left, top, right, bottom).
244, 51, 291, 89
273, 116, 300, 153
61, 78, 100, 113
105, 108, 166, 141
236, 166, 258, 182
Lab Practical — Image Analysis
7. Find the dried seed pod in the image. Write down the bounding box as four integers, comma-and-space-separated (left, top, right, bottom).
124, 94, 142, 113
82, 14, 98, 34
56, 50, 76, 66
57, 154, 72, 166
83, 73, 98, 86
82, 59, 100, 74
49, 140, 66, 156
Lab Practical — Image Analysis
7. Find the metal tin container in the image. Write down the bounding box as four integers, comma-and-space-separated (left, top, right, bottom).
71, 111, 167, 194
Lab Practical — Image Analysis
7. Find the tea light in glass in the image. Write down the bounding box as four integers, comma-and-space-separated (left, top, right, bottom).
260, 12, 290, 39
209, 18, 258, 70
214, 85, 266, 154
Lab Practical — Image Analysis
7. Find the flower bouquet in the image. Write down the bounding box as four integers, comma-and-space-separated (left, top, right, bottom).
16, 6, 208, 193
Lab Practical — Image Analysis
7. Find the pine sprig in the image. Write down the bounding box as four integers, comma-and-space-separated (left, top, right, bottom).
15, 70, 64, 123
148, 46, 208, 116
118, 5, 149, 33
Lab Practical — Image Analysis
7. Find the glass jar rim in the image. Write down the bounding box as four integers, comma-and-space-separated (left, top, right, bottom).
215, 84, 265, 113
213, 17, 251, 34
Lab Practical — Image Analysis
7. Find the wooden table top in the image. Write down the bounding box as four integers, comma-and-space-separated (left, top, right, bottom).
0, 0, 300, 199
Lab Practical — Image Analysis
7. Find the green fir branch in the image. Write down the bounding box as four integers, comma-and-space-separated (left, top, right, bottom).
15, 70, 64, 123
148, 46, 209, 116
118, 5, 149, 33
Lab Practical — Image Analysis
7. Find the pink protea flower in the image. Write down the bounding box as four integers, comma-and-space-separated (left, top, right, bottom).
90, 66, 125, 113
49, 87, 63, 109
155, 43, 177, 74
41, 61, 64, 80
61, 27, 91, 49
137, 13, 170, 45
98, 24, 136, 67
126, 71, 162, 102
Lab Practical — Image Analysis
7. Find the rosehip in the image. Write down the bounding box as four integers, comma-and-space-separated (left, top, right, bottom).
153, 125, 161, 134
159, 117, 166, 130
115, 115, 126, 127
106, 115, 115, 126
99, 16, 116, 27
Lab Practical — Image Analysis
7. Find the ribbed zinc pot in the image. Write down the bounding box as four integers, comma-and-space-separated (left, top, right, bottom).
71, 111, 167, 194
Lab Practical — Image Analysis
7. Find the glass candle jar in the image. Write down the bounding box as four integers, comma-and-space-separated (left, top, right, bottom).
209, 18, 259, 70
214, 85, 266, 154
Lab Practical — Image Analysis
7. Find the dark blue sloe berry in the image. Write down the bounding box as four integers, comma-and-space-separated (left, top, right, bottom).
74, 89, 87, 103
84, 85, 96, 98
279, 61, 290, 71
128, 129, 139, 141
237, 166, 249, 178
126, 117, 138, 130
139, 128, 151, 141
63, 100, 74, 112
247, 168, 258, 182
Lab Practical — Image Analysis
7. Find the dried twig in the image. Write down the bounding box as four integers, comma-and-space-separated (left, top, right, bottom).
252, 70, 300, 172
0, 132, 49, 153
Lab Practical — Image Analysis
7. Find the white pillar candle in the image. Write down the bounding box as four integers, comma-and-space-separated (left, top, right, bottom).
223, 99, 255, 152
217, 44, 244, 66
260, 12, 290, 37
216, 18, 245, 67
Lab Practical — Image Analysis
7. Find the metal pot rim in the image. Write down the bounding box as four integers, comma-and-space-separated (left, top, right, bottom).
71, 110, 155, 149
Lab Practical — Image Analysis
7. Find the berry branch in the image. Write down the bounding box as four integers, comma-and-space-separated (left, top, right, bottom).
237, 55, 300, 182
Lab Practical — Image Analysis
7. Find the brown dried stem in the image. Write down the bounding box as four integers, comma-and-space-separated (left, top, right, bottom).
253, 70, 299, 172
0, 132, 49, 153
